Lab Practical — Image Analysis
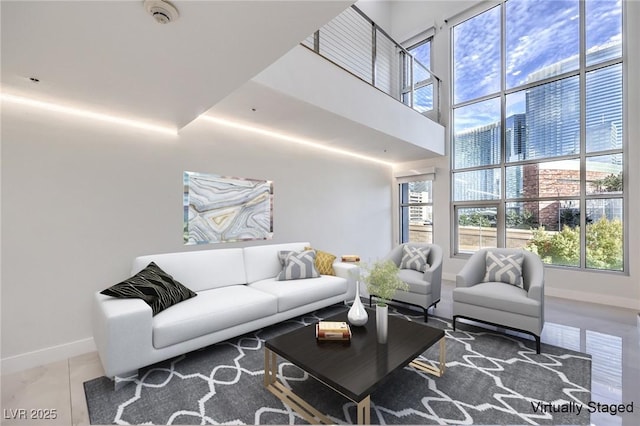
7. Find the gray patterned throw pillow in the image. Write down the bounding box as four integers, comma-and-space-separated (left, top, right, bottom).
400, 245, 430, 272
483, 251, 524, 286
277, 250, 320, 281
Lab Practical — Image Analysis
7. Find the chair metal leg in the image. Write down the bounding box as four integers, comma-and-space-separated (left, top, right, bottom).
452, 314, 542, 354
423, 308, 428, 322
369, 295, 372, 307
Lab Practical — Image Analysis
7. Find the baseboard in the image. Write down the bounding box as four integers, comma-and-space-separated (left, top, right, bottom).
1, 337, 96, 375
545, 287, 640, 310
443, 272, 456, 282
444, 272, 639, 310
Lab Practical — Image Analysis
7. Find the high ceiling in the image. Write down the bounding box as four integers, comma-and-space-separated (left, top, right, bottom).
1, 0, 353, 129
2, 1, 474, 163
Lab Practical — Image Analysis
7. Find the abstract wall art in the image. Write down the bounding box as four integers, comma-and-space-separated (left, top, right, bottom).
183, 171, 273, 245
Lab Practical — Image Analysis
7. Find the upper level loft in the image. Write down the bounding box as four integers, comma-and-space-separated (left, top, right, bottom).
208, 4, 445, 163
301, 5, 441, 125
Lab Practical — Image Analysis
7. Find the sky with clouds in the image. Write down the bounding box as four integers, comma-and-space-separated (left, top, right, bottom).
453, 0, 622, 132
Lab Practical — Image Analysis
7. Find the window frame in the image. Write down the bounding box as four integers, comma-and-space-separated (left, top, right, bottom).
402, 37, 434, 113
449, 0, 627, 274
399, 179, 434, 244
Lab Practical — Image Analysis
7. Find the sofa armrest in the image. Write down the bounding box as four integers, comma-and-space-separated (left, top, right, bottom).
382, 245, 404, 266
519, 250, 544, 304
92, 293, 153, 378
455, 251, 486, 288
333, 262, 359, 300
423, 250, 443, 302
525, 264, 545, 304
527, 279, 544, 303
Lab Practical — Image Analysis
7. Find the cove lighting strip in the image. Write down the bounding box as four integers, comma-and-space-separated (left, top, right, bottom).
200, 115, 394, 167
1, 93, 178, 136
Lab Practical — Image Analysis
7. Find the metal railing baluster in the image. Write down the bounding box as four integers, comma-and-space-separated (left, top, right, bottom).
302, 5, 441, 123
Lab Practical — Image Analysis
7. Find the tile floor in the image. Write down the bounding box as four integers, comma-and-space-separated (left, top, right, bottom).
2, 281, 639, 425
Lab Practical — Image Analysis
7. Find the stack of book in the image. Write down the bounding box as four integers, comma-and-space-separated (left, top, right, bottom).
341, 255, 360, 262
315, 321, 352, 341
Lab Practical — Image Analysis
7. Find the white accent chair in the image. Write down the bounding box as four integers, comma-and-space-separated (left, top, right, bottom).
453, 248, 545, 353
369, 243, 443, 321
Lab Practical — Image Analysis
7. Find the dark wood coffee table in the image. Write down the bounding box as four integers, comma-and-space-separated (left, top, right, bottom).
264, 309, 445, 424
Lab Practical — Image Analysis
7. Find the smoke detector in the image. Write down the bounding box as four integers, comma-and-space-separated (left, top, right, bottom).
144, 0, 179, 24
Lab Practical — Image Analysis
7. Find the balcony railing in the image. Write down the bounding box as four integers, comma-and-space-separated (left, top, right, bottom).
301, 5, 441, 123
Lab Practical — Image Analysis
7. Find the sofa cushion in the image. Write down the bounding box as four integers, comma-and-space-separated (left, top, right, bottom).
483, 250, 524, 287
244, 242, 309, 283
152, 286, 278, 349
249, 276, 347, 312
132, 248, 246, 292
101, 262, 197, 315
400, 245, 430, 272
397, 268, 431, 295
305, 246, 337, 275
277, 250, 320, 281
453, 282, 540, 317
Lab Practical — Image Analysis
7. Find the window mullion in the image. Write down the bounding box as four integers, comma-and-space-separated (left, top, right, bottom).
579, 0, 587, 269
498, 1, 507, 248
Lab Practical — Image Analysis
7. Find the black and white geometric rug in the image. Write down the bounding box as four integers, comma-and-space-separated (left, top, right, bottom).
84, 304, 592, 425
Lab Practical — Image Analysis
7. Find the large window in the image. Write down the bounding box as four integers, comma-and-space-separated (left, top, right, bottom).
400, 180, 433, 243
452, 0, 624, 272
402, 39, 434, 113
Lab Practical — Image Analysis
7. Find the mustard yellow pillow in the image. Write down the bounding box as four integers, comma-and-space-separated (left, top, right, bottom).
305, 246, 336, 275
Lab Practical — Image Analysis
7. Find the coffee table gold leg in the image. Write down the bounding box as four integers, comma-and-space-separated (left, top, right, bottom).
357, 396, 370, 425
409, 336, 446, 377
439, 336, 446, 376
264, 348, 332, 424
264, 347, 277, 386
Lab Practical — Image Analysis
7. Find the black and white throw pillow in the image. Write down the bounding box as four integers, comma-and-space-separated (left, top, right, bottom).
101, 262, 197, 315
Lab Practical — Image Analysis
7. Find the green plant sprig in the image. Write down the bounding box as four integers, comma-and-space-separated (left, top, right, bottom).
359, 260, 408, 306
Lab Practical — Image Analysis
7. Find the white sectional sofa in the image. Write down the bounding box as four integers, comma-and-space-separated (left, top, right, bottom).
93, 242, 357, 380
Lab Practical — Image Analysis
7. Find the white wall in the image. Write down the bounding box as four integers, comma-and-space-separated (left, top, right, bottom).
254, 45, 445, 157
355, 0, 393, 31
0, 102, 393, 372
388, 0, 484, 43
393, 0, 640, 310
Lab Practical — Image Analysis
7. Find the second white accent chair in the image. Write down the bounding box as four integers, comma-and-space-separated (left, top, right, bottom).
369, 243, 443, 321
453, 248, 545, 353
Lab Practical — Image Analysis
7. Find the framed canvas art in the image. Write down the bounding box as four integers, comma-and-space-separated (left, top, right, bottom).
183, 171, 273, 244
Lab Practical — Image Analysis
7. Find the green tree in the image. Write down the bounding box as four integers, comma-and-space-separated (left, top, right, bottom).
593, 172, 623, 193
526, 217, 623, 270
459, 212, 492, 227
506, 209, 536, 229
526, 226, 580, 267
586, 217, 623, 270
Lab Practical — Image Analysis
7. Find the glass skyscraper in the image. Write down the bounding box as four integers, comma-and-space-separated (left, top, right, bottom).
454, 42, 622, 201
